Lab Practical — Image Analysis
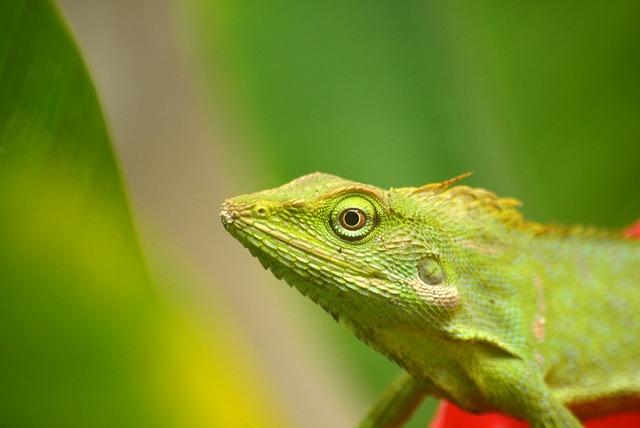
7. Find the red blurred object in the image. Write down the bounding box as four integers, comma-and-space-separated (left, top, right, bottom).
430, 401, 527, 428
430, 222, 640, 428
624, 220, 640, 239
430, 401, 640, 428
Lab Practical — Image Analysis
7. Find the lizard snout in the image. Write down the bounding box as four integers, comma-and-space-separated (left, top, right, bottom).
219, 199, 238, 227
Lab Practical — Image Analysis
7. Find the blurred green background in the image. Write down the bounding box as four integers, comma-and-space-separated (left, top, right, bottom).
2, 0, 638, 426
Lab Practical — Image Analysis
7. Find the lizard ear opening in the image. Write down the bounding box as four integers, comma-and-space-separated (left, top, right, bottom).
411, 255, 459, 308
412, 172, 473, 195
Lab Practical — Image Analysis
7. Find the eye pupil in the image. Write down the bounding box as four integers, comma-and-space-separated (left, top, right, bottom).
341, 209, 365, 230
344, 210, 360, 226
330, 196, 379, 242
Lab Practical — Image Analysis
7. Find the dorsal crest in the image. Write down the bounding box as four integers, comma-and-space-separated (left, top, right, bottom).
408, 175, 624, 238
412, 172, 473, 195
402, 173, 537, 233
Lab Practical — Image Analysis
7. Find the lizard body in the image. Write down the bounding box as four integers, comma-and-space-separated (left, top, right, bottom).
220, 173, 640, 427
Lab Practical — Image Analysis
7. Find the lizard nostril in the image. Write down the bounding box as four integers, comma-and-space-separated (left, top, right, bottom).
253, 204, 270, 218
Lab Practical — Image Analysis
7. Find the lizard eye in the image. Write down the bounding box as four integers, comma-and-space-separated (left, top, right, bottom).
340, 209, 366, 230
330, 196, 378, 241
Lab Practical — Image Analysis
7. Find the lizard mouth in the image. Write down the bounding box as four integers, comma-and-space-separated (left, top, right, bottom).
219, 197, 426, 310
219, 198, 388, 283
219, 199, 238, 228
219, 209, 234, 228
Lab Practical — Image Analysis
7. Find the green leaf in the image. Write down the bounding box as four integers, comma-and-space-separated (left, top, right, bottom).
0, 1, 164, 426
0, 2, 287, 426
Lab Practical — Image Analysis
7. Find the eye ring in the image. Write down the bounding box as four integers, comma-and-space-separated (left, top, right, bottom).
340, 208, 366, 230
329, 195, 379, 242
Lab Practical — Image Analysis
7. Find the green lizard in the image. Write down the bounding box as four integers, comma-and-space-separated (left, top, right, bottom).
220, 172, 640, 427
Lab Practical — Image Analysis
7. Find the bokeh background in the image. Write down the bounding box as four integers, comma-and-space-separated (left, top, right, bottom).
2, 1, 639, 426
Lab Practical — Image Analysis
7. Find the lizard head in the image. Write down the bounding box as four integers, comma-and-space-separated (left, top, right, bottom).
220, 172, 529, 340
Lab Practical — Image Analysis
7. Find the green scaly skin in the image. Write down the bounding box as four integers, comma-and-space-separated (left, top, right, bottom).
220, 173, 640, 427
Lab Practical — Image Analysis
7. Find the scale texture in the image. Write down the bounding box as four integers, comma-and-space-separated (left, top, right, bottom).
220, 173, 640, 427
